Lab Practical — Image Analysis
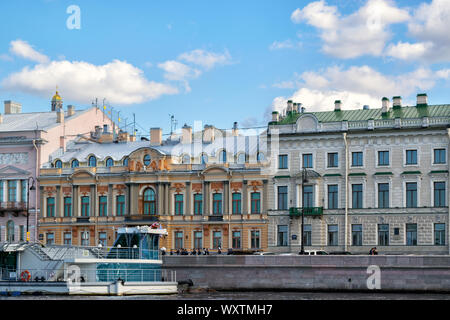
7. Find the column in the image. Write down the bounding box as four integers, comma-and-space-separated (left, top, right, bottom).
90, 185, 96, 217
129, 184, 139, 215
56, 186, 61, 217
242, 180, 248, 214
164, 183, 169, 216
204, 181, 210, 215
263, 180, 268, 214
224, 181, 229, 215
108, 184, 113, 217
185, 182, 191, 215
39, 186, 45, 218
157, 183, 163, 215
72, 185, 78, 217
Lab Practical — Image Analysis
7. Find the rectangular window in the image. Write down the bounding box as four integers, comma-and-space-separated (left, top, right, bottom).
302, 154, 313, 168
47, 197, 55, 217
213, 231, 222, 249
0, 181, 3, 202
46, 233, 54, 245
434, 148, 446, 164
406, 223, 417, 246
327, 153, 338, 168
193, 194, 203, 215
251, 230, 260, 249
378, 224, 389, 246
277, 225, 288, 246
63, 232, 72, 245
194, 231, 203, 249
64, 197, 72, 217
277, 186, 288, 210
352, 152, 363, 167
8, 180, 16, 202
378, 183, 389, 208
327, 185, 338, 209
232, 231, 241, 249
19, 225, 25, 242
352, 224, 362, 246
406, 150, 417, 165
232, 193, 241, 214
434, 223, 445, 246
81, 231, 89, 246
434, 182, 446, 207
406, 182, 417, 208
81, 196, 90, 217
98, 196, 107, 217
352, 184, 363, 209
250, 192, 261, 214
21, 180, 27, 203
278, 155, 288, 169
116, 195, 125, 216
378, 151, 389, 166
328, 225, 338, 246
303, 224, 312, 246
174, 231, 183, 249
303, 185, 313, 208
174, 194, 184, 215
98, 232, 107, 246
212, 193, 222, 215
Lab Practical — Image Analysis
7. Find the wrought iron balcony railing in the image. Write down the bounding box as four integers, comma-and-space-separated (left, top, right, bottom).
0, 202, 27, 212
289, 207, 323, 217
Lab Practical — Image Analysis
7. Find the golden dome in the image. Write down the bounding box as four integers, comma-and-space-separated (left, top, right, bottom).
52, 90, 62, 101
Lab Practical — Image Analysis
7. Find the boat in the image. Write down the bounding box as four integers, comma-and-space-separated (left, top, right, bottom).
0, 225, 178, 296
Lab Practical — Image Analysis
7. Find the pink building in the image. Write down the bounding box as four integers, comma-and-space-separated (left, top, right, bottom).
0, 92, 115, 243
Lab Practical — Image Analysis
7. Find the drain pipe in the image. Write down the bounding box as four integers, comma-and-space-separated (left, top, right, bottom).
32, 138, 39, 243
343, 132, 348, 252
448, 129, 450, 255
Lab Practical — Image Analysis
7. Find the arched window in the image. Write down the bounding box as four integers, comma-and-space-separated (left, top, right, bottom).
143, 154, 151, 166
55, 160, 62, 168
201, 154, 208, 164
182, 155, 190, 164
257, 152, 265, 162
143, 188, 156, 215
219, 150, 226, 163
105, 158, 114, 167
71, 159, 79, 168
7, 220, 14, 242
88, 156, 97, 167
123, 157, 129, 167
237, 153, 246, 164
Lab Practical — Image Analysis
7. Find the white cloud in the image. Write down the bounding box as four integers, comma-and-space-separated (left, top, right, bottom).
386, 41, 433, 61
1, 59, 179, 105
178, 49, 232, 70
157, 60, 201, 81
436, 69, 450, 79
9, 39, 49, 64
269, 40, 301, 50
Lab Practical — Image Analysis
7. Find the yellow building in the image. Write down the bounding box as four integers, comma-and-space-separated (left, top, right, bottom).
38, 124, 270, 252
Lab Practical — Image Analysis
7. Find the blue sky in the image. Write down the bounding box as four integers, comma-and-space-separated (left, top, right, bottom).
1, 0, 449, 136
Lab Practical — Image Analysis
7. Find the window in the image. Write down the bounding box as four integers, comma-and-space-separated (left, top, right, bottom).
174, 231, 183, 249
219, 150, 226, 163
143, 188, 156, 215
352, 152, 363, 167
327, 153, 338, 167
99, 196, 107, 217
47, 197, 55, 217
6, 220, 14, 242
434, 182, 446, 207
81, 196, 90, 217
143, 154, 151, 166
278, 155, 288, 169
213, 193, 222, 215
352, 184, 363, 209
201, 154, 208, 164
250, 192, 261, 214
232, 193, 241, 214
0, 181, 3, 202
406, 223, 417, 246
8, 180, 16, 202
105, 158, 114, 167
81, 231, 90, 246
327, 185, 338, 209
352, 224, 362, 246
174, 194, 183, 215
116, 195, 125, 216
277, 225, 288, 246
194, 231, 203, 249
303, 185, 313, 208
71, 159, 79, 168
123, 157, 129, 167
434, 149, 446, 164
46, 233, 54, 245
328, 225, 338, 246
251, 230, 260, 249
237, 153, 246, 164
435, 223, 445, 246
302, 154, 313, 168
64, 197, 72, 217
21, 180, 27, 203
378, 183, 389, 208
232, 231, 241, 249
378, 224, 389, 246
194, 194, 203, 215
257, 153, 265, 162
88, 156, 97, 167
19, 225, 25, 242
378, 151, 389, 166
303, 224, 312, 246
64, 232, 72, 245
182, 155, 190, 164
394, 228, 400, 236
277, 186, 288, 210
406, 150, 417, 165
406, 182, 417, 208
98, 232, 107, 246
213, 231, 222, 249
55, 160, 62, 168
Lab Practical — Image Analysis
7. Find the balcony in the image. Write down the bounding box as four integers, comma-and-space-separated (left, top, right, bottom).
208, 215, 224, 222
289, 207, 323, 217
0, 202, 27, 215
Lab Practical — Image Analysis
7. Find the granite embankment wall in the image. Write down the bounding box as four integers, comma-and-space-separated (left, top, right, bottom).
162, 255, 450, 292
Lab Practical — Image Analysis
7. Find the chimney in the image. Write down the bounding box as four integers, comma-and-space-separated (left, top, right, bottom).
417, 93, 428, 107
129, 135, 136, 142
56, 108, 64, 123
381, 97, 390, 114
334, 100, 341, 111
181, 124, 192, 144
203, 125, 215, 143
4, 101, 22, 114
272, 111, 279, 122
232, 122, 239, 136
296, 103, 302, 113
393, 96, 402, 109
150, 127, 162, 146
287, 100, 293, 112
363, 105, 370, 110
118, 130, 130, 142
67, 105, 75, 116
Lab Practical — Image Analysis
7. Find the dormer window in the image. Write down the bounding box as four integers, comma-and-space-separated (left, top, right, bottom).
54, 160, 62, 168
182, 155, 190, 164
257, 152, 265, 162
237, 153, 246, 164
88, 156, 97, 167
105, 158, 114, 167
143, 154, 151, 166
71, 159, 79, 168
219, 150, 226, 163
123, 157, 129, 167
201, 154, 208, 164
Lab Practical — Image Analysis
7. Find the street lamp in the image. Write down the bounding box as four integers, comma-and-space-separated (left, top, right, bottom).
26, 177, 36, 242
300, 167, 308, 255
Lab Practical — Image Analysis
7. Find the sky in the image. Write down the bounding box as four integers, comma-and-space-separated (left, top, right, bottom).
1, 0, 450, 137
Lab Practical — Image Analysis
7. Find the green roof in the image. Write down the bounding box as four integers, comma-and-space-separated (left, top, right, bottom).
374, 172, 393, 176
401, 171, 421, 175
273, 104, 450, 125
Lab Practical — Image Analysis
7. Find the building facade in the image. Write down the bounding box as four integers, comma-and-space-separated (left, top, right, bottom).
267, 94, 450, 254
38, 125, 270, 252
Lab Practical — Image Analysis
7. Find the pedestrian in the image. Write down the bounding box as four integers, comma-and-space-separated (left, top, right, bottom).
161, 247, 166, 256
217, 246, 222, 255
197, 248, 201, 255
373, 247, 378, 255
206, 248, 209, 255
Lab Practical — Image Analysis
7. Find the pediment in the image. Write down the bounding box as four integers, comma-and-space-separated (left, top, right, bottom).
70, 170, 96, 179
201, 166, 229, 175
296, 114, 319, 133
0, 165, 31, 178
